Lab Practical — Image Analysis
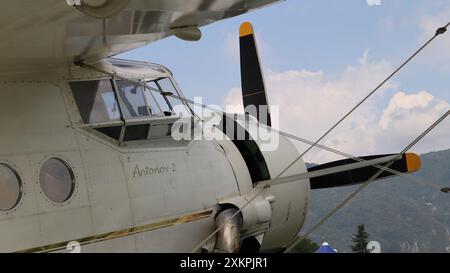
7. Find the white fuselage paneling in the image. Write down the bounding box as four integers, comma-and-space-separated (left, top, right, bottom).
0, 75, 240, 252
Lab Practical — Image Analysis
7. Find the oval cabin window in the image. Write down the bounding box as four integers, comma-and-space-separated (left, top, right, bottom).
39, 158, 75, 203
0, 164, 22, 211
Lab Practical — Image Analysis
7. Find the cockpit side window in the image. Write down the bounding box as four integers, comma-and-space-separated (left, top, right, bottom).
70, 80, 121, 124
145, 80, 174, 115
115, 80, 150, 119
156, 78, 177, 94
141, 86, 163, 117
145, 78, 192, 117
156, 78, 190, 116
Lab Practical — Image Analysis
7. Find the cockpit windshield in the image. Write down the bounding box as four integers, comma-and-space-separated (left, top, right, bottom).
69, 75, 192, 143
145, 78, 191, 117
71, 76, 190, 124
112, 77, 191, 119
68, 58, 194, 144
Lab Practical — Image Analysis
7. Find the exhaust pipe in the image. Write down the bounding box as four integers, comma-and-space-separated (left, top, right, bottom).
213, 208, 243, 253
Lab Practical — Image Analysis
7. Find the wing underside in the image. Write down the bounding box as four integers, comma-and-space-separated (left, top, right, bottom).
0, 0, 281, 73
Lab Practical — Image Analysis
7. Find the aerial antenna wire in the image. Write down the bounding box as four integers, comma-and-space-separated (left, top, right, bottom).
284, 108, 450, 253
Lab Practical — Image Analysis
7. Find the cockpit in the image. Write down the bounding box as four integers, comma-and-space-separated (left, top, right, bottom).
68, 58, 193, 145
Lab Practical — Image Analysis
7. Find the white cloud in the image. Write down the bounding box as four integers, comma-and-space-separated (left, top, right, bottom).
223, 87, 244, 114
223, 51, 450, 163
375, 91, 450, 153
266, 69, 323, 82
379, 91, 434, 129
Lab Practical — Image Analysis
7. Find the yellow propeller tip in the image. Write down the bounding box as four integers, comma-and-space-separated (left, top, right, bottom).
405, 153, 421, 172
240, 22, 254, 37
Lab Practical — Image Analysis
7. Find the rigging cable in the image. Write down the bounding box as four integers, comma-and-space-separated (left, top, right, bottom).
189, 104, 449, 253
78, 61, 447, 249
276, 22, 449, 179
180, 96, 444, 191
81, 62, 448, 251
77, 22, 449, 253
284, 108, 450, 252
190, 22, 449, 252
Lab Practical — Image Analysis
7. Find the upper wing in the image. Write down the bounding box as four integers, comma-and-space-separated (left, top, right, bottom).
0, 0, 282, 73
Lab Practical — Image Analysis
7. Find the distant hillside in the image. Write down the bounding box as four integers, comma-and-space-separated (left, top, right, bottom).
303, 149, 450, 253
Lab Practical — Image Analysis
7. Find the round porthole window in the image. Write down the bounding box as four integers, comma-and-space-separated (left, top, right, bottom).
39, 158, 75, 203
0, 163, 22, 211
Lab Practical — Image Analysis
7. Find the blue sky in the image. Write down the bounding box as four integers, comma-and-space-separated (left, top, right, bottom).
119, 0, 450, 161
119, 0, 450, 103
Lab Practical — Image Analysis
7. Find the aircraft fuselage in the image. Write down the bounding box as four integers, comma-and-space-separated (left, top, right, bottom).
0, 59, 309, 252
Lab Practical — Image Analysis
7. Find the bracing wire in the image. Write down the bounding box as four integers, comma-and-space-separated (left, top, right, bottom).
77, 22, 449, 253
284, 109, 450, 252
180, 96, 444, 191
276, 22, 450, 180
79, 61, 448, 252
190, 22, 449, 252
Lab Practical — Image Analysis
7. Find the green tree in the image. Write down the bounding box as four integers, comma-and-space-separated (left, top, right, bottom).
351, 224, 370, 253
291, 237, 320, 253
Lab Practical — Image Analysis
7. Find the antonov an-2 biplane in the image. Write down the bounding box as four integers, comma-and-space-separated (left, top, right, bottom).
0, 0, 420, 253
